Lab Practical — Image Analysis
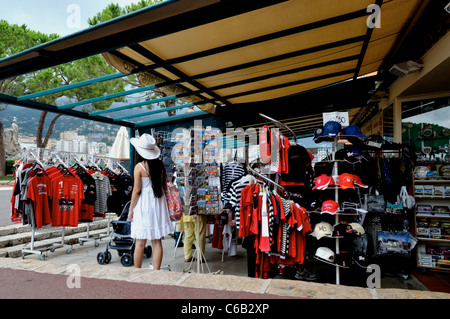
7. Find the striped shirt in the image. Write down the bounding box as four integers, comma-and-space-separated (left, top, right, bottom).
221, 163, 246, 192
92, 173, 112, 214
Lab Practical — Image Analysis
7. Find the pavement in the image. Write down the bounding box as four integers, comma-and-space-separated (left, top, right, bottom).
0, 186, 449, 304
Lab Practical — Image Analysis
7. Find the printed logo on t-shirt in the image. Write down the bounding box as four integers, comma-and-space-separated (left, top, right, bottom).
58, 196, 75, 211
36, 184, 48, 195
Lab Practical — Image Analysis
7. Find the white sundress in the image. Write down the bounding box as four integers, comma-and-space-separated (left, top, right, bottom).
131, 163, 174, 240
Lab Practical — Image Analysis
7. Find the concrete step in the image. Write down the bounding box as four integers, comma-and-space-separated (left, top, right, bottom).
0, 215, 115, 258
3, 228, 110, 259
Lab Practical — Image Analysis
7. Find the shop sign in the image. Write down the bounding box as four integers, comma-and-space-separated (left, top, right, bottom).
323, 112, 349, 127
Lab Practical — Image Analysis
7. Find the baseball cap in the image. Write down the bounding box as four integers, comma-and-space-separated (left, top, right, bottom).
314, 160, 333, 176
310, 222, 333, 240
333, 221, 354, 237
335, 148, 367, 164
313, 174, 335, 190
342, 125, 368, 139
323, 121, 342, 138
337, 173, 355, 189
320, 200, 341, 215
349, 222, 365, 236
364, 135, 385, 149
352, 174, 368, 188
315, 247, 335, 263
314, 127, 325, 143
334, 251, 352, 268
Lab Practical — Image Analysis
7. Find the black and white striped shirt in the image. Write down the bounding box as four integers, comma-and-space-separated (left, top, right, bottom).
221, 163, 246, 192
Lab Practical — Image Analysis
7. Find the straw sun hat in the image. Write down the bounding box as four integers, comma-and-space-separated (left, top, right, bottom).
130, 134, 161, 160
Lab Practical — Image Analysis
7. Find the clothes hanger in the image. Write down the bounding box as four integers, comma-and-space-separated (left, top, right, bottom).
259, 113, 297, 145
246, 165, 290, 199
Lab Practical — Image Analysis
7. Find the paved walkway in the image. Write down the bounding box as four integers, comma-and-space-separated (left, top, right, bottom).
0, 257, 449, 300
1, 187, 450, 301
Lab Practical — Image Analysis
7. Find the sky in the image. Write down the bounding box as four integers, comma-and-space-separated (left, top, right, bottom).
0, 0, 148, 37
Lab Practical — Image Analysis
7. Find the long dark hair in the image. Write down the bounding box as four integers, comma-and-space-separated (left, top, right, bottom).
136, 152, 167, 198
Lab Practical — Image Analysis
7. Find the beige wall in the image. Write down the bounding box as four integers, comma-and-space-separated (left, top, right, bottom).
361, 31, 450, 142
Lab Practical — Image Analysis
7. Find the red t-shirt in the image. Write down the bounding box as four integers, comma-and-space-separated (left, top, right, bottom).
50, 174, 84, 227
239, 183, 258, 237
26, 174, 52, 229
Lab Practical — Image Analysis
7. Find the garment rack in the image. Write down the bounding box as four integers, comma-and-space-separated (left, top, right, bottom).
74, 157, 110, 247
259, 113, 298, 145
21, 152, 73, 260
246, 165, 290, 198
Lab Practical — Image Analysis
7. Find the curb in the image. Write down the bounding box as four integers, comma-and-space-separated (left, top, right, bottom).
0, 258, 449, 299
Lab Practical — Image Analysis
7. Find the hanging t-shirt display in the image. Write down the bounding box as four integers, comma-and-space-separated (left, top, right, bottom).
92, 172, 112, 216
279, 144, 313, 186
119, 172, 134, 205
106, 174, 123, 215
72, 167, 97, 222
50, 174, 85, 227
25, 173, 52, 229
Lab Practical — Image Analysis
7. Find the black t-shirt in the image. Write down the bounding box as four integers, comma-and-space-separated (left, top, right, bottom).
281, 145, 312, 183
107, 173, 134, 215
75, 170, 96, 206
107, 174, 123, 214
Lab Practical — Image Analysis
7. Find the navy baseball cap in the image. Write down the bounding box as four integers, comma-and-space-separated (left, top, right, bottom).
335, 147, 368, 164
314, 127, 325, 143
342, 125, 368, 139
323, 121, 342, 137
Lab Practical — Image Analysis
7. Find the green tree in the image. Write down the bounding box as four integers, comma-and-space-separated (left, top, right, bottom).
0, 20, 126, 175
88, 0, 182, 116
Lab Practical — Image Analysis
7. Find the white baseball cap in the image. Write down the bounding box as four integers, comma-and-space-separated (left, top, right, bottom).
310, 222, 333, 240
315, 247, 335, 263
349, 222, 365, 236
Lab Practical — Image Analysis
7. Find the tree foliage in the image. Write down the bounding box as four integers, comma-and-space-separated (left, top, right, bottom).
0, 20, 126, 150
87, 0, 179, 114
88, 1, 163, 26
0, 0, 171, 176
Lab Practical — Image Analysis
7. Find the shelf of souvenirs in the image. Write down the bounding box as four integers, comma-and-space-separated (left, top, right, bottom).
416, 236, 450, 243
414, 195, 450, 199
416, 246, 450, 271
414, 179, 450, 183
416, 214, 450, 219
414, 163, 450, 182
414, 182, 450, 198
416, 264, 450, 272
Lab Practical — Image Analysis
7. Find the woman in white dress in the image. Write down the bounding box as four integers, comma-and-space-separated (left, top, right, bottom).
128, 134, 174, 269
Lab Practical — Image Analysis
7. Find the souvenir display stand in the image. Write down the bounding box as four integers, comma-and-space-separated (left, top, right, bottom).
310, 127, 417, 284
413, 163, 450, 272
310, 138, 364, 284
173, 127, 221, 273
253, 114, 417, 285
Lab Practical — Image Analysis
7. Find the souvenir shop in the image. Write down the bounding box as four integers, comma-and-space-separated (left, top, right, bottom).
153, 109, 420, 286
2, 0, 448, 289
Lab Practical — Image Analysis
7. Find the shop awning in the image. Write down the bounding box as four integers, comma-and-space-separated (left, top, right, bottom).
0, 0, 427, 132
